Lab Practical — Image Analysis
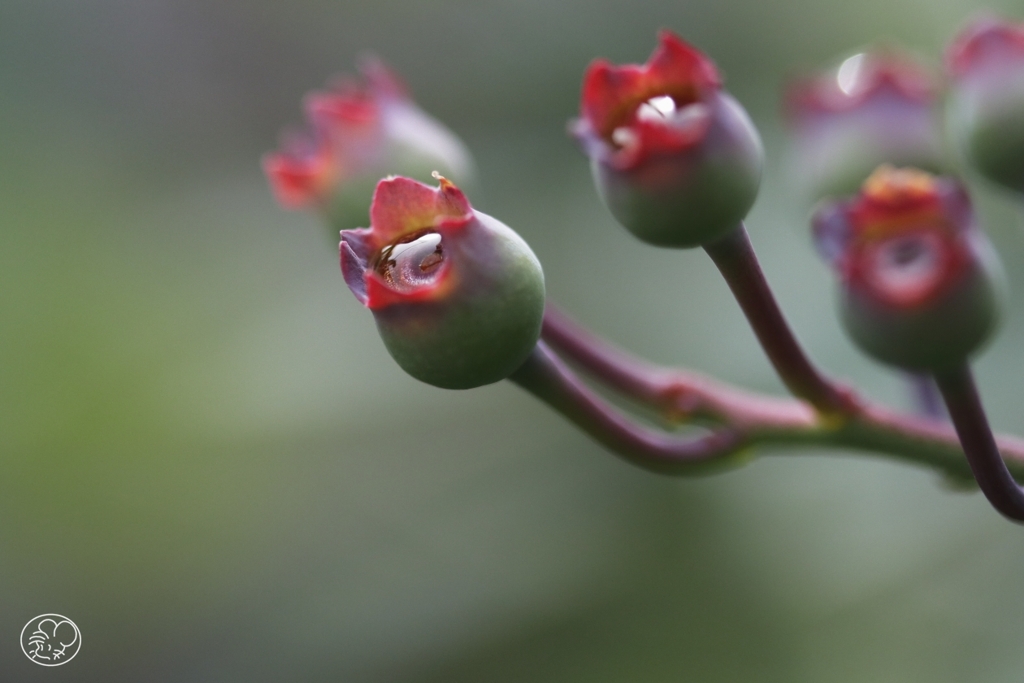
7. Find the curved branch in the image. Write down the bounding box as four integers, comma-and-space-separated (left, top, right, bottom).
510, 342, 747, 475
934, 365, 1024, 522
704, 224, 856, 415
542, 304, 816, 430
540, 304, 1024, 484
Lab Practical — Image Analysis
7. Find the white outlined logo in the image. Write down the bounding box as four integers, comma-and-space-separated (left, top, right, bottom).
20, 614, 81, 666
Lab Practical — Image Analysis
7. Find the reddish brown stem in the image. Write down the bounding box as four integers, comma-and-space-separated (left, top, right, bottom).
510, 342, 746, 475
935, 365, 1024, 522
542, 304, 815, 430
540, 304, 1024, 484
704, 224, 854, 415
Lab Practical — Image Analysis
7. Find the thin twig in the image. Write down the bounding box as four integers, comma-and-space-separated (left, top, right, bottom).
935, 365, 1024, 522
542, 304, 815, 430
704, 224, 855, 415
509, 342, 746, 475
540, 304, 1024, 484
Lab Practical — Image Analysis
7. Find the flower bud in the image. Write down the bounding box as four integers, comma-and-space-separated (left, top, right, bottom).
812, 166, 1003, 373
571, 31, 763, 248
786, 49, 945, 201
341, 175, 545, 389
264, 58, 475, 235
946, 17, 1024, 194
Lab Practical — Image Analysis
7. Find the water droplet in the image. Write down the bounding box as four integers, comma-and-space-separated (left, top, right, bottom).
666, 102, 710, 132
613, 96, 710, 149
377, 232, 445, 292
863, 231, 949, 304
636, 95, 677, 121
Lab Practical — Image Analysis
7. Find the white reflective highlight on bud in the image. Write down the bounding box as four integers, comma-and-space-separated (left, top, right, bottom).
611, 127, 638, 148
837, 53, 866, 96
377, 232, 445, 292
667, 102, 711, 132
612, 98, 711, 150
636, 95, 678, 120
863, 231, 946, 304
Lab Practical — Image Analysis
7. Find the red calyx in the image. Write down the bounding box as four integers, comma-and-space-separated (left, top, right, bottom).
341, 176, 473, 310
575, 31, 721, 169
841, 167, 970, 308
947, 17, 1024, 78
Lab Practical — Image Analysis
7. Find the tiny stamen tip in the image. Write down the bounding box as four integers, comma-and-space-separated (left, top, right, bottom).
432, 171, 456, 191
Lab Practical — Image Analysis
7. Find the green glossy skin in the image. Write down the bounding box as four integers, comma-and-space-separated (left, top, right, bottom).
373, 212, 545, 390
839, 235, 1004, 373
593, 92, 764, 248
949, 70, 1024, 194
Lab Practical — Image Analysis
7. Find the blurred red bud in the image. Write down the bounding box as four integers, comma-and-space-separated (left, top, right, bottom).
786, 49, 945, 200
946, 16, 1024, 194
813, 166, 1003, 372
264, 58, 474, 234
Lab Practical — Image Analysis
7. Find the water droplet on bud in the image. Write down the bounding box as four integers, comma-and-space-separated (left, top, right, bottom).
836, 53, 866, 96
862, 231, 950, 305
636, 95, 678, 120
377, 232, 445, 292
635, 96, 708, 132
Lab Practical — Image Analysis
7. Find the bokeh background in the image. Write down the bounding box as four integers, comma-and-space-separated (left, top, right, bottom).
4, 0, 1024, 680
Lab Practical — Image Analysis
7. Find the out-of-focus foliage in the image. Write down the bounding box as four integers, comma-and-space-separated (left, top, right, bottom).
2, 0, 1024, 681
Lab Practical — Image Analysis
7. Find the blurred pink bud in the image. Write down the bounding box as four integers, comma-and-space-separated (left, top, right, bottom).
264, 58, 474, 231
947, 16, 1024, 77
946, 17, 1024, 193
786, 50, 945, 200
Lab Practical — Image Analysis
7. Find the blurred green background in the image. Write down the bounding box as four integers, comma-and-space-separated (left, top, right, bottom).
3, 0, 1024, 680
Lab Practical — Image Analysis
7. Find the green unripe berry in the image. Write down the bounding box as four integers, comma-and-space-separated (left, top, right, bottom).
839, 234, 1003, 372
572, 32, 763, 249
341, 176, 544, 390
813, 166, 1004, 373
